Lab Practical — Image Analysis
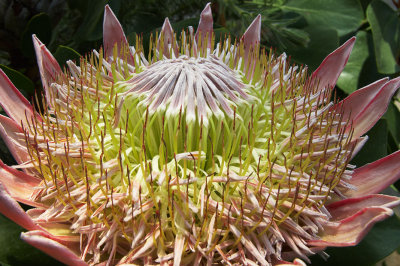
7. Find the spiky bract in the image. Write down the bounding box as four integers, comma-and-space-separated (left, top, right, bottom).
19, 27, 359, 265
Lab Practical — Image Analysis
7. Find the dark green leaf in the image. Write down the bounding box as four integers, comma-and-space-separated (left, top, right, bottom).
21, 13, 52, 58
0, 64, 35, 98
337, 31, 369, 94
67, 0, 89, 12
108, 0, 122, 15
283, 0, 364, 36
285, 26, 338, 71
54, 46, 81, 68
352, 119, 388, 166
171, 18, 200, 32
311, 215, 400, 266
0, 214, 62, 266
358, 32, 387, 87
367, 0, 400, 74
0, 51, 10, 66
0, 135, 17, 166
384, 102, 400, 146
124, 13, 165, 40
74, 0, 109, 42
359, 0, 374, 11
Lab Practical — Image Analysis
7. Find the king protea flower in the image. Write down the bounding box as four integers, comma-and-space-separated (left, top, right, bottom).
0, 3, 400, 265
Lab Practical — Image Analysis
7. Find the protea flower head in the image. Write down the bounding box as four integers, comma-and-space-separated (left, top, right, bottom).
1, 3, 400, 265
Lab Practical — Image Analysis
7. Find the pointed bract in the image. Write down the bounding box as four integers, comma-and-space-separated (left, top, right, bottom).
350, 77, 400, 139
241, 15, 261, 60
312, 37, 356, 92
0, 70, 35, 126
21, 231, 88, 266
338, 78, 388, 121
158, 18, 179, 58
0, 160, 43, 207
103, 5, 134, 65
344, 150, 400, 197
0, 115, 30, 164
0, 182, 40, 231
32, 35, 61, 105
308, 207, 392, 247
327, 194, 400, 221
195, 2, 213, 49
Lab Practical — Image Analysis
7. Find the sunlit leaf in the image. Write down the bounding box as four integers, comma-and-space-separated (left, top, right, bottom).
283, 0, 364, 36
337, 31, 369, 94
367, 0, 400, 74
384, 103, 400, 146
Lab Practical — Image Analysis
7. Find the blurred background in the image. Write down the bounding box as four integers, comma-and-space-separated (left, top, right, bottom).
0, 0, 399, 265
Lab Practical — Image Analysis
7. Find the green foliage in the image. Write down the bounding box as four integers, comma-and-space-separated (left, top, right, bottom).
73, 0, 111, 42
352, 119, 388, 166
21, 13, 52, 58
0, 214, 62, 266
53, 45, 81, 68
283, 0, 364, 36
0, 65, 35, 97
284, 25, 338, 70
336, 31, 369, 94
367, 0, 400, 74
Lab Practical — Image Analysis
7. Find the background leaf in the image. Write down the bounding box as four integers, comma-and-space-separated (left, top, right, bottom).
352, 119, 388, 166
74, 0, 111, 42
284, 25, 338, 71
337, 31, 369, 94
0, 64, 35, 97
0, 214, 62, 266
367, 0, 400, 74
54, 46, 81, 68
282, 0, 364, 37
21, 13, 52, 58
384, 102, 400, 149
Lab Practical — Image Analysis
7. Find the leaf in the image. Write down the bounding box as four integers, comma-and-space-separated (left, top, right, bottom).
0, 214, 63, 266
0, 136, 16, 166
352, 119, 388, 167
125, 12, 165, 40
310, 215, 400, 266
285, 26, 338, 71
0, 65, 35, 98
367, 0, 400, 74
282, 0, 364, 37
20, 13, 52, 58
384, 102, 400, 146
336, 31, 369, 94
358, 32, 387, 88
359, 0, 374, 11
74, 0, 109, 42
53, 46, 81, 69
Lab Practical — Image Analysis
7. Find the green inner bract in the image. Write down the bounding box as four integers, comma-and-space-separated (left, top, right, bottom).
24, 32, 354, 264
